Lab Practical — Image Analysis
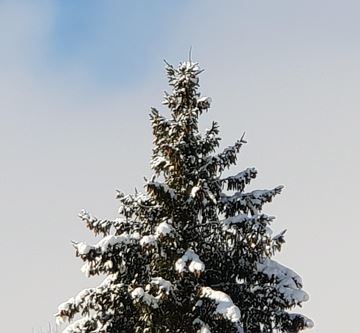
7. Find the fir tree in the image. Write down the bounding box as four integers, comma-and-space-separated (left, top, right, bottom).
56, 60, 313, 333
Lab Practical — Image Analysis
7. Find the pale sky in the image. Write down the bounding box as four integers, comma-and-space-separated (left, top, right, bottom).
1, 1, 359, 332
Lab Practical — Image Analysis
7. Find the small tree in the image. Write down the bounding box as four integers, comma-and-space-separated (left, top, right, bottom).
56, 60, 313, 333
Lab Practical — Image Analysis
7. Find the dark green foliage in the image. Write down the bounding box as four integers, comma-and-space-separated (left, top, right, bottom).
56, 61, 312, 333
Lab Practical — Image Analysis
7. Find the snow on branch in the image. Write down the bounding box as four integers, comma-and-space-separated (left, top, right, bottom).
198, 121, 221, 155
220, 167, 257, 192
150, 277, 173, 295
130, 287, 159, 309
175, 249, 205, 277
145, 181, 177, 203
196, 96, 212, 111
139, 221, 175, 249
150, 155, 169, 172
150, 107, 171, 137
78, 210, 121, 236
199, 287, 241, 323
162, 61, 205, 117
56, 274, 121, 324
61, 317, 95, 333
74, 233, 139, 256
163, 61, 202, 90
280, 313, 314, 332
73, 232, 140, 277
221, 213, 275, 230
130, 277, 173, 313
193, 318, 211, 333
189, 182, 218, 205
288, 313, 314, 329
220, 186, 283, 216
155, 221, 175, 238
257, 258, 309, 306
116, 190, 162, 225
139, 234, 157, 248
202, 136, 246, 174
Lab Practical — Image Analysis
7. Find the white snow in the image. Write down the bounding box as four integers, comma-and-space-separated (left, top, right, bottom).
97, 234, 128, 252
62, 318, 88, 333
140, 235, 157, 247
56, 274, 122, 325
200, 287, 241, 322
188, 258, 205, 273
257, 258, 309, 304
223, 168, 257, 189
75, 232, 139, 257
250, 186, 284, 203
78, 209, 95, 224
130, 287, 159, 308
151, 156, 168, 169
288, 313, 314, 328
265, 227, 273, 236
130, 287, 145, 299
155, 221, 174, 238
175, 249, 205, 274
257, 258, 302, 287
193, 318, 211, 333
78, 209, 119, 235
104, 260, 113, 269
76, 243, 92, 255
175, 257, 187, 273
222, 214, 249, 228
232, 168, 257, 180
199, 325, 211, 333
251, 190, 271, 198
57, 297, 74, 313
206, 190, 217, 204
74, 288, 93, 307
80, 262, 93, 277
61, 318, 111, 333
305, 318, 314, 328
151, 277, 172, 294
150, 181, 176, 199
191, 186, 200, 198
197, 96, 212, 104
222, 186, 283, 213
77, 233, 140, 277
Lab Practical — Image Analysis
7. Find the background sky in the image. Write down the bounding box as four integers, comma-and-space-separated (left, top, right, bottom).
1, 1, 359, 332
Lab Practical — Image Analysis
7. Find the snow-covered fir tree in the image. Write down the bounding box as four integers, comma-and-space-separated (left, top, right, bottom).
56, 60, 313, 333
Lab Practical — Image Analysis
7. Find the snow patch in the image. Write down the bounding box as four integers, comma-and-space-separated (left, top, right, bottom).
151, 277, 172, 294
155, 221, 174, 238
257, 258, 309, 304
191, 186, 200, 198
75, 243, 92, 255
75, 232, 139, 257
193, 318, 211, 333
222, 214, 249, 227
305, 318, 314, 328
175, 249, 205, 274
130, 287, 159, 308
200, 287, 241, 323
140, 235, 157, 247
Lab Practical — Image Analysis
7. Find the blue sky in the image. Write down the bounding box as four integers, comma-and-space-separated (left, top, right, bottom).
46, 1, 188, 86
0, 1, 359, 332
